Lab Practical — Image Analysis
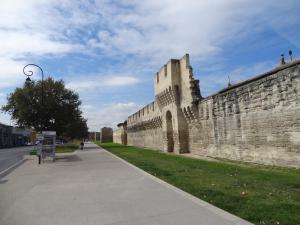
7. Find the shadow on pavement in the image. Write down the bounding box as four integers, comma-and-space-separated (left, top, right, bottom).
80, 146, 98, 150
55, 154, 82, 162
0, 179, 8, 184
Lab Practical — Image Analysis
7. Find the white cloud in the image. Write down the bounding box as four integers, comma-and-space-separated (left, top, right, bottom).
0, 57, 50, 88
0, 31, 78, 59
105, 76, 140, 87
81, 105, 95, 110
83, 102, 141, 131
87, 0, 299, 62
67, 75, 140, 91
1, 0, 298, 90
0, 58, 28, 88
0, 0, 87, 88
0, 0, 299, 129
0, 114, 12, 126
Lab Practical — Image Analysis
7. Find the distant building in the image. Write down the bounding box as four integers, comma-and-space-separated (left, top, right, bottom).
100, 127, 113, 143
12, 127, 31, 146
88, 132, 100, 141
0, 123, 13, 148
0, 123, 32, 148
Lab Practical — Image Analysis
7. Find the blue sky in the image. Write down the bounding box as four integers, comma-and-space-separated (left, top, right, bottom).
0, 0, 300, 131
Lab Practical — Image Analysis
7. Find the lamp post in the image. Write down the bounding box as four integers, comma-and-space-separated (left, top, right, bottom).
23, 64, 45, 164
289, 50, 293, 62
23, 64, 45, 129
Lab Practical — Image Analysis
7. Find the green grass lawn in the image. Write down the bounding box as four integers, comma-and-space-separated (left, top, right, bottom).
95, 142, 300, 225
56, 143, 79, 153
29, 142, 79, 155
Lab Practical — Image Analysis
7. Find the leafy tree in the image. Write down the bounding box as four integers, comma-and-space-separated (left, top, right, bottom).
2, 77, 88, 139
64, 116, 89, 139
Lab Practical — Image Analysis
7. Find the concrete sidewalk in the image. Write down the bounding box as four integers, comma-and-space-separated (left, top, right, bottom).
0, 143, 252, 225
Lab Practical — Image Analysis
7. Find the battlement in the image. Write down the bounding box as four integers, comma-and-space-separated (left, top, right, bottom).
127, 101, 160, 126
127, 100, 162, 133
154, 54, 192, 95
154, 59, 179, 95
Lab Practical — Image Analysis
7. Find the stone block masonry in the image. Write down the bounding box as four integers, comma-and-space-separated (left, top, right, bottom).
189, 62, 300, 167
100, 127, 113, 143
113, 122, 127, 145
114, 54, 300, 167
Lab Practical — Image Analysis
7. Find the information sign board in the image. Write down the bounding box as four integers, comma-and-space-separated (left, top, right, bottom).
37, 133, 44, 141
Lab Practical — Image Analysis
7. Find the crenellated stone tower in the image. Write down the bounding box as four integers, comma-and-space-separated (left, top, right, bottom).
154, 54, 201, 153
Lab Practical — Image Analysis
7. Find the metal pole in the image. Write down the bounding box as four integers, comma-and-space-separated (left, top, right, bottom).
23, 64, 45, 165
289, 50, 293, 62
41, 68, 44, 132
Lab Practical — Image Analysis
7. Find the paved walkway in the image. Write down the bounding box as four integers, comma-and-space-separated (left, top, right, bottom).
0, 143, 252, 225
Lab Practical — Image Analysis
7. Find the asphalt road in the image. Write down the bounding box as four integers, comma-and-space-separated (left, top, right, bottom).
0, 146, 33, 174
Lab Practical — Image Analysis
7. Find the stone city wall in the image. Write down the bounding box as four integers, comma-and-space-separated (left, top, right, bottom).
113, 129, 123, 144
187, 62, 300, 167
113, 122, 127, 145
127, 101, 164, 150
118, 54, 300, 167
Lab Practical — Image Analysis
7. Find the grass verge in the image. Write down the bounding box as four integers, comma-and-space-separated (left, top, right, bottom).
29, 142, 79, 155
56, 143, 79, 153
95, 142, 300, 225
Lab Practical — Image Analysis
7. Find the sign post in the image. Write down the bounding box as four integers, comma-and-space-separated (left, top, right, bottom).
36, 133, 44, 164
31, 131, 37, 143
35, 131, 56, 164
41, 131, 56, 163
